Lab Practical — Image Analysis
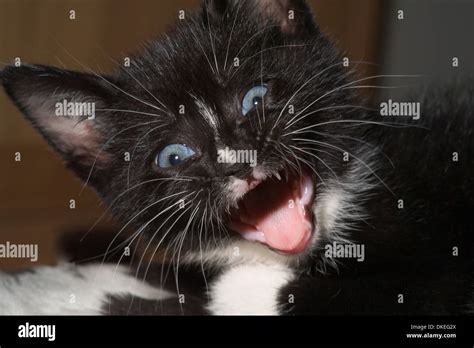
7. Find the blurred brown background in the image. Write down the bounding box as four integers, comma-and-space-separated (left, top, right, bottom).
0, 0, 385, 270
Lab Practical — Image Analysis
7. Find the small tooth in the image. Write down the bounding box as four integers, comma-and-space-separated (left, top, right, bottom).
275, 173, 282, 181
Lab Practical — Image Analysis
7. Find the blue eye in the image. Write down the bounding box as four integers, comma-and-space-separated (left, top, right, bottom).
242, 85, 268, 116
155, 144, 196, 168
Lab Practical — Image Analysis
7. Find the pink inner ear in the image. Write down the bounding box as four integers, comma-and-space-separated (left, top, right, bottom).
33, 98, 107, 166
258, 0, 296, 34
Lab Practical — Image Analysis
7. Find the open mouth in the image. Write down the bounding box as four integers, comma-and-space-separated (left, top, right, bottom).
228, 170, 315, 255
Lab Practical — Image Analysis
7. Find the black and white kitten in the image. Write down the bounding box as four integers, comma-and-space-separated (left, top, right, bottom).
1, 0, 473, 315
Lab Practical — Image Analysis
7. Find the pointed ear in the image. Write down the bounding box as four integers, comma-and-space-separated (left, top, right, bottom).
1, 64, 115, 183
203, 0, 234, 18
204, 0, 316, 35
253, 0, 316, 35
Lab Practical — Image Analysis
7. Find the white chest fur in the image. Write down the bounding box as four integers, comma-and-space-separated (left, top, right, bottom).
206, 263, 294, 315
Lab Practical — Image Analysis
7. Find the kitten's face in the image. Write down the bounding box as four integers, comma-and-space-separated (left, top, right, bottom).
2, 0, 355, 265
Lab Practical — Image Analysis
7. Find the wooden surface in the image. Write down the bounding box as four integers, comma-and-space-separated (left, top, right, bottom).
0, 0, 384, 269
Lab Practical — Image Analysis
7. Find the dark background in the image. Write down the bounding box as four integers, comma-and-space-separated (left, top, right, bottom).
0, 0, 470, 269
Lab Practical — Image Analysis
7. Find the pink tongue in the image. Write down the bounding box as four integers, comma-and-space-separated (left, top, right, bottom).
240, 175, 314, 254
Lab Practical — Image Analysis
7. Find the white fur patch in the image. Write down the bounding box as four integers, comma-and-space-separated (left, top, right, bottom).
314, 155, 377, 245
207, 263, 294, 315
0, 263, 171, 315
224, 168, 274, 206
315, 186, 347, 238
226, 177, 250, 202
195, 98, 219, 135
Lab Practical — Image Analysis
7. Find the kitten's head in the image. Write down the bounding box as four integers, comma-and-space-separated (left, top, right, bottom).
1, 0, 360, 268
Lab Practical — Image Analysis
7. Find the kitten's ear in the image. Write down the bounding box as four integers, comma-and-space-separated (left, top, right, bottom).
252, 0, 316, 35
1, 64, 115, 183
204, 0, 233, 17
204, 0, 316, 35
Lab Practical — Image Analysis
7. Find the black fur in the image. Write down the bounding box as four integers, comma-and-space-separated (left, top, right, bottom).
1, 0, 473, 315
279, 81, 474, 314
1, 0, 350, 265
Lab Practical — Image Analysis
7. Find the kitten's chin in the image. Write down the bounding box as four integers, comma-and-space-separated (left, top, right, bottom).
228, 170, 315, 255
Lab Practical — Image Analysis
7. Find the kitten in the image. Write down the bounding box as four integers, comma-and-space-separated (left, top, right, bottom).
1, 0, 473, 315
